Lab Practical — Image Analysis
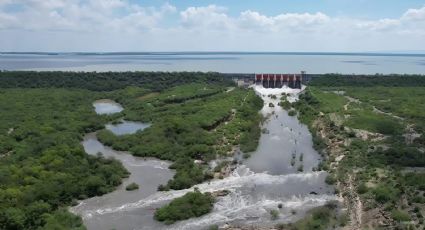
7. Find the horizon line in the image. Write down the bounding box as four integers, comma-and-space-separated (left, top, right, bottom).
1, 51, 425, 57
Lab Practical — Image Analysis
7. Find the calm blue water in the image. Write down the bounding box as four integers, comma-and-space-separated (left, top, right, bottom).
1, 52, 424, 74
105, 120, 151, 136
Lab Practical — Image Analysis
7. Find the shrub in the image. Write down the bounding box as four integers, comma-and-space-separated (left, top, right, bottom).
270, 209, 280, 220
373, 185, 399, 203
325, 175, 336, 185
125, 183, 139, 191
288, 110, 297, 116
297, 164, 304, 172
391, 209, 411, 222
357, 183, 368, 194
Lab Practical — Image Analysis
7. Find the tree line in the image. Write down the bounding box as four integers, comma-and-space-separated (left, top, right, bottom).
0, 71, 234, 91
309, 74, 425, 87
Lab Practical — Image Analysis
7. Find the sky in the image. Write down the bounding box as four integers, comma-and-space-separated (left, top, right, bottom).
0, 0, 425, 52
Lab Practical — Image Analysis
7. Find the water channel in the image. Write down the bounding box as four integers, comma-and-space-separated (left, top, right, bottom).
72, 91, 336, 229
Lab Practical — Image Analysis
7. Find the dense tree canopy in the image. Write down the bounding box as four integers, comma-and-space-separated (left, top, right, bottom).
309, 74, 425, 87
0, 89, 129, 229
0, 71, 233, 91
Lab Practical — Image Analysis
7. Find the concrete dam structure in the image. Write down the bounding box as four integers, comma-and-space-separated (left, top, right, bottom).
255, 73, 303, 89
227, 72, 309, 89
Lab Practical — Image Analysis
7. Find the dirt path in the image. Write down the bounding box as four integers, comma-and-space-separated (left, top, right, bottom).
347, 175, 362, 230
343, 95, 361, 111
372, 106, 404, 120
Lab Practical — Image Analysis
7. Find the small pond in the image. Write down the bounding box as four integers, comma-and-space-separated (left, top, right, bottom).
105, 120, 151, 135
93, 99, 123, 115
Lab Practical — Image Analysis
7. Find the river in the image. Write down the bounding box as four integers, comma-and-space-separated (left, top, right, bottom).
71, 91, 336, 229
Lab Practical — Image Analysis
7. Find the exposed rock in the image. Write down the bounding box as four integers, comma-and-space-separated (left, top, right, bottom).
212, 190, 231, 197
194, 160, 205, 164
7, 128, 14, 135
352, 128, 386, 142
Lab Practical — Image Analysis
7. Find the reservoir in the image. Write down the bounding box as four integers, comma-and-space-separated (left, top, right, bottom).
1, 52, 425, 74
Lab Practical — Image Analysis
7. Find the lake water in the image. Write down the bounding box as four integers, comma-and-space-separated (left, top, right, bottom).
1, 52, 424, 74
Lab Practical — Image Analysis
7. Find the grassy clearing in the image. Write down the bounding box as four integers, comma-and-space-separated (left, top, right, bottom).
309, 88, 348, 114
137, 92, 160, 100
343, 87, 425, 131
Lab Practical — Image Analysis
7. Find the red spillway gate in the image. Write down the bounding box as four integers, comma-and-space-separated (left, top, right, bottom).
254, 73, 303, 89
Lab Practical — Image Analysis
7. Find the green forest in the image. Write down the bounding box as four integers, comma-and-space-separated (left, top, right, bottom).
0, 89, 129, 230
0, 71, 262, 229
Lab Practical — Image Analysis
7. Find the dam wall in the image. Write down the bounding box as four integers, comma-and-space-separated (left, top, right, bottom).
222, 72, 317, 89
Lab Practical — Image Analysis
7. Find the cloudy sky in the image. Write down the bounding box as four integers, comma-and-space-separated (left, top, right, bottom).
1, 0, 425, 52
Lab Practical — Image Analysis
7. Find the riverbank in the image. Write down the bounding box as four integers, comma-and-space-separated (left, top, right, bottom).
70, 132, 175, 230
293, 83, 425, 229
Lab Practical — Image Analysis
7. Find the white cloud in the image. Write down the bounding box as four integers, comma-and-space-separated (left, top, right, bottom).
356, 18, 401, 31
180, 5, 232, 30
0, 12, 17, 29
273, 12, 329, 28
402, 5, 425, 21
0, 0, 175, 31
0, 2, 424, 51
180, 7, 330, 32
238, 10, 274, 29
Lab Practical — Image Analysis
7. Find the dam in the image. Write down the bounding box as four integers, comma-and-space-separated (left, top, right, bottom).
228, 71, 310, 89
255, 73, 303, 89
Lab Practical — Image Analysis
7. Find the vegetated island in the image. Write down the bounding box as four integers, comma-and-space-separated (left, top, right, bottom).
125, 182, 139, 191
154, 188, 215, 225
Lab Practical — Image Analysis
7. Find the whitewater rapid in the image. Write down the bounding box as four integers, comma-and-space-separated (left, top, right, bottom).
74, 165, 335, 230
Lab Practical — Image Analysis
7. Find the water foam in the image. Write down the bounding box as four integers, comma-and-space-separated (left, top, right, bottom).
167, 193, 335, 230
78, 166, 331, 219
